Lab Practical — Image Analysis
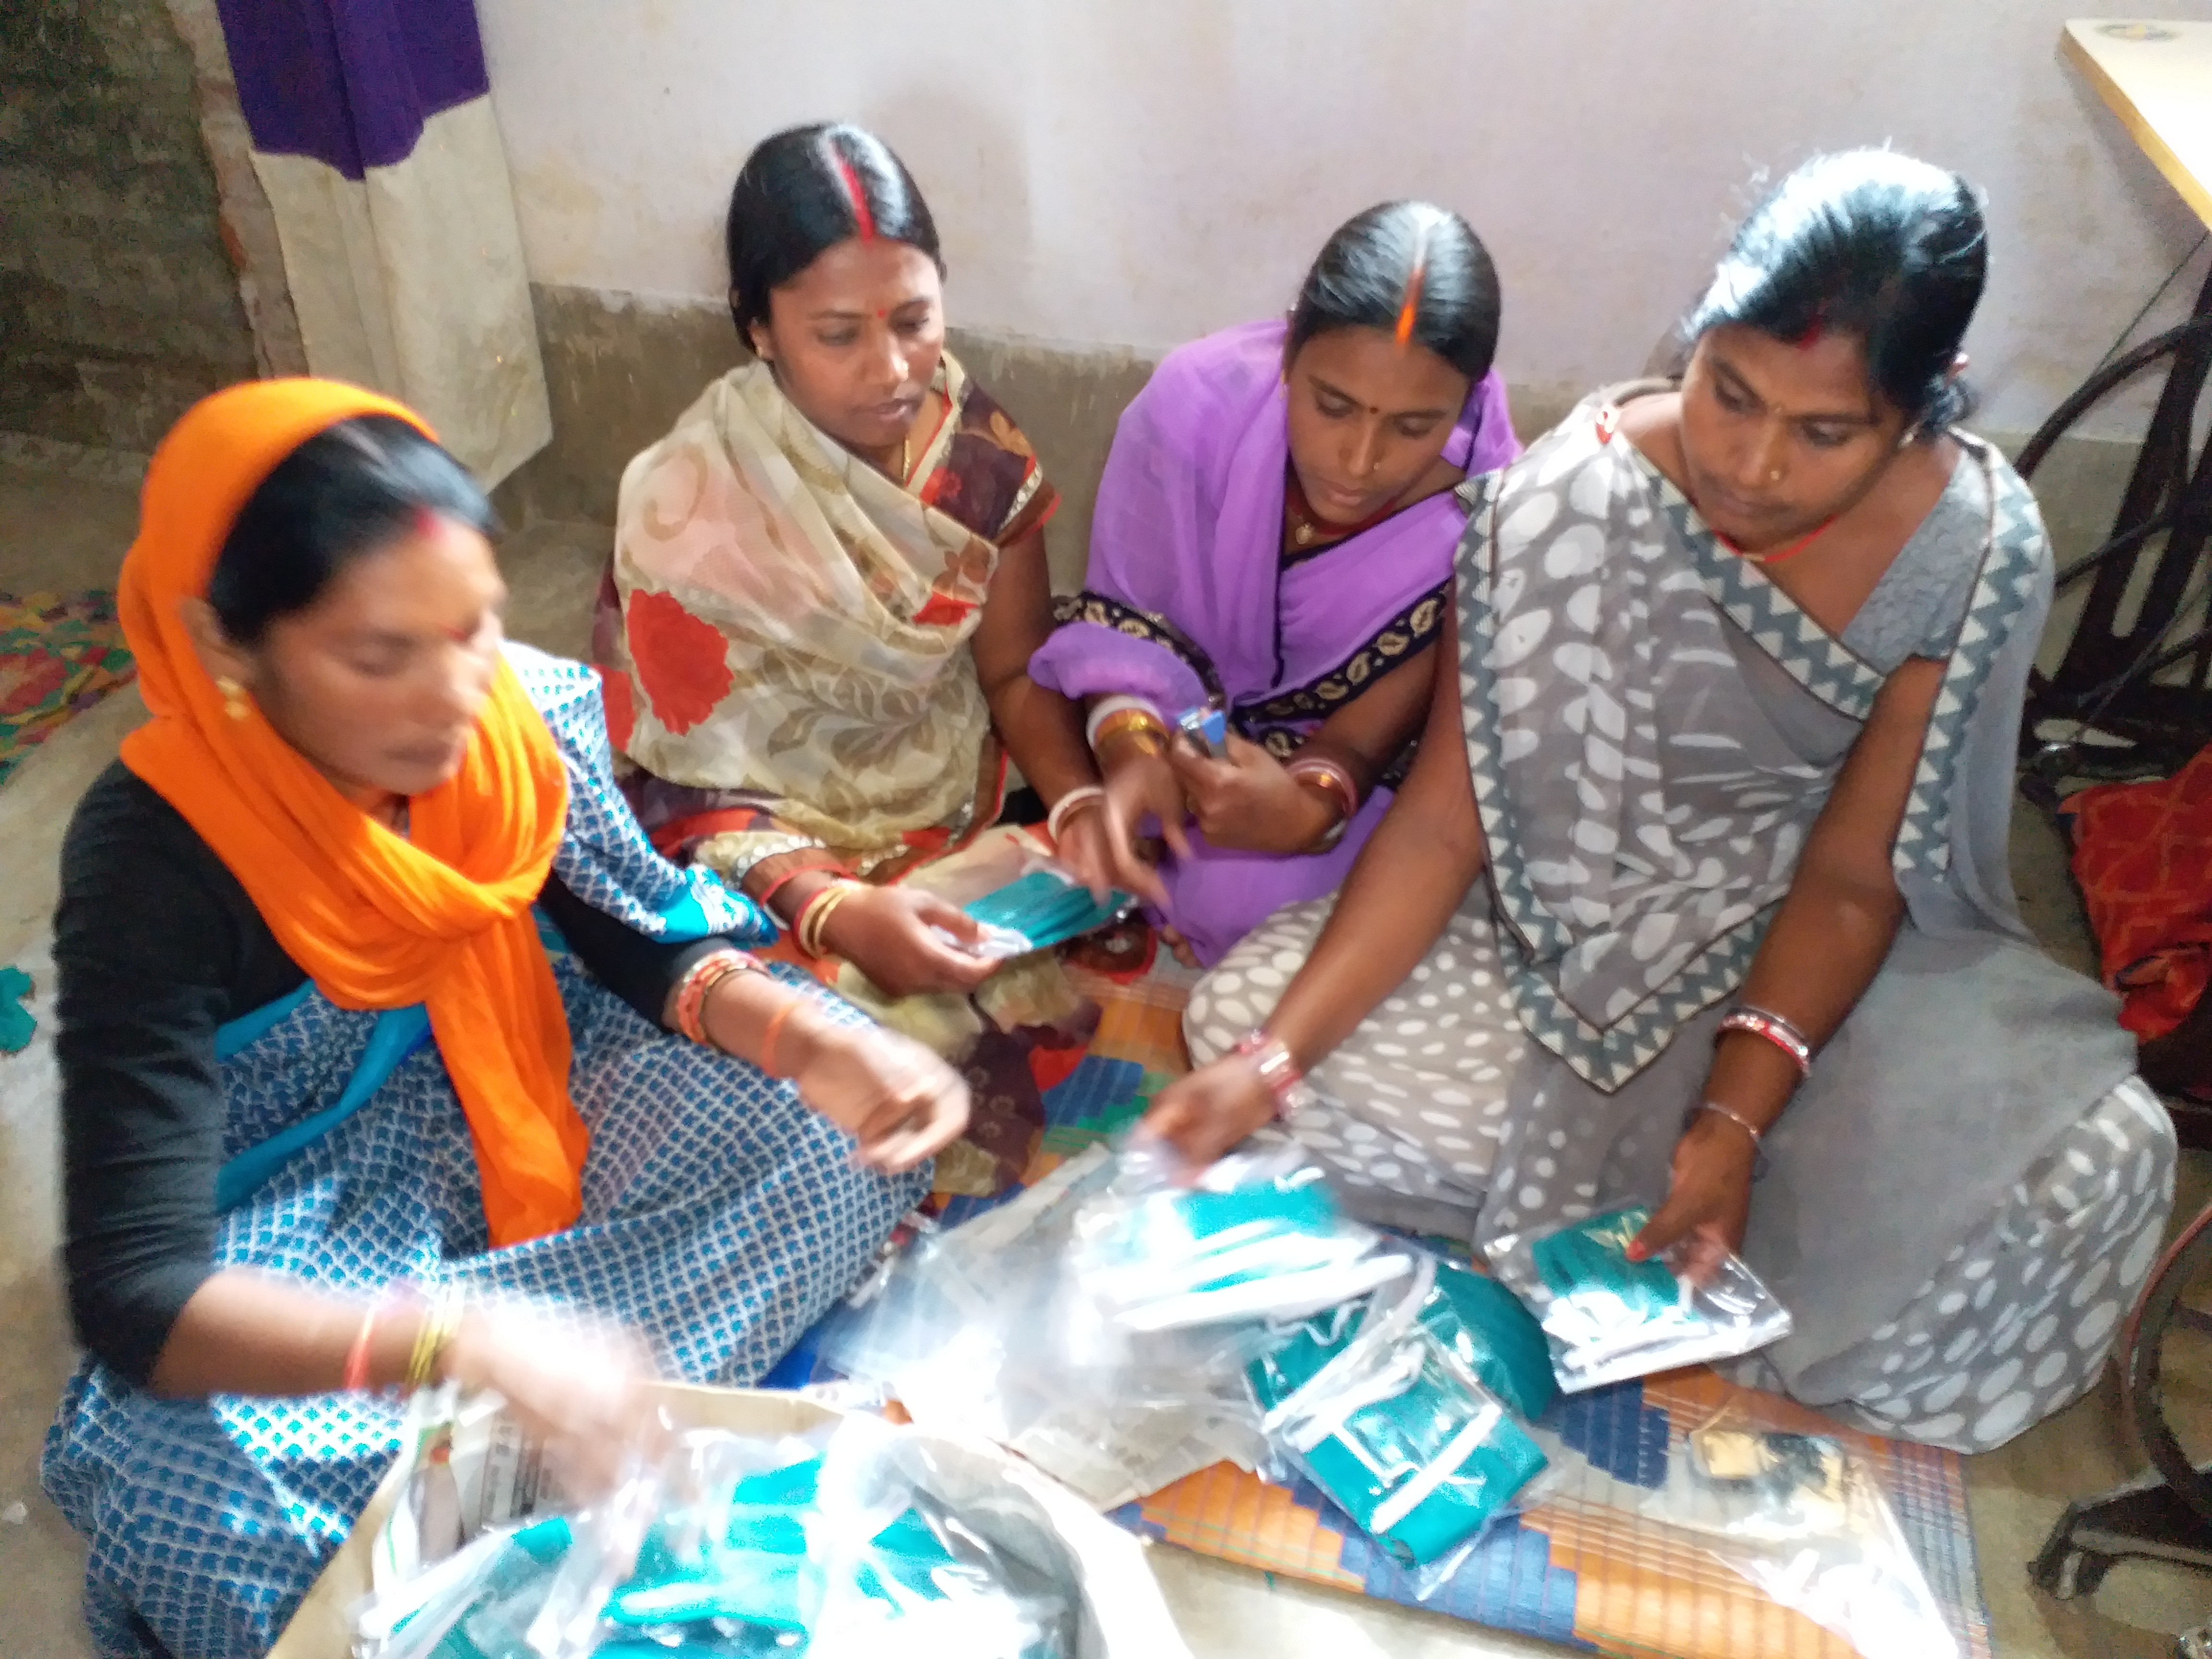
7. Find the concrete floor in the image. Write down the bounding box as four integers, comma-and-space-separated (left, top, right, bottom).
1, 450, 2209, 1657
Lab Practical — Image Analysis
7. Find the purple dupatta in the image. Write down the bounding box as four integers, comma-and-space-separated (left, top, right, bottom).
1030, 319, 1520, 963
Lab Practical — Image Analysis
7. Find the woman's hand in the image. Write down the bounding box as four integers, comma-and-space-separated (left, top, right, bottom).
442, 1300, 655, 1496
820, 885, 999, 998
1051, 798, 1121, 902
1166, 734, 1335, 854
1627, 1111, 1757, 1280
1084, 749, 1190, 907
788, 1015, 971, 1172
1142, 1053, 1276, 1166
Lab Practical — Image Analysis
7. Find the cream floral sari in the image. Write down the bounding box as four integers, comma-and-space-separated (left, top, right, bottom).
598, 353, 1051, 872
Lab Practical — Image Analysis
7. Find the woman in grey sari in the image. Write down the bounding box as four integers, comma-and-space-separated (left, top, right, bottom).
1148, 150, 2171, 1455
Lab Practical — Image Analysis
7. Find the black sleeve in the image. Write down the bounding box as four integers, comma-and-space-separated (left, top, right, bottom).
54, 767, 296, 1386
535, 871, 736, 1028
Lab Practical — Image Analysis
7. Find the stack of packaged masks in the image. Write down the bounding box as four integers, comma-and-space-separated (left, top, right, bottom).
827, 1143, 1563, 1571
352, 1413, 1087, 1659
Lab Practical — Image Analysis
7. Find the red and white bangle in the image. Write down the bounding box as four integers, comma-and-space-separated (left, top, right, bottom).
1047, 785, 1106, 844
1716, 1005, 1813, 1080
1235, 1028, 1305, 1122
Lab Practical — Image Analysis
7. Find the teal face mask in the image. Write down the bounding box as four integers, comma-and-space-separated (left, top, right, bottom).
961, 870, 1134, 955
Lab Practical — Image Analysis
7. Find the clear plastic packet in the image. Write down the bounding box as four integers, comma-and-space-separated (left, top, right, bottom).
1530, 1400, 1960, 1659
1068, 1140, 1410, 1332
815, 1146, 1268, 1509
1245, 1252, 1549, 1569
510, 1417, 1079, 1659
1485, 1206, 1793, 1392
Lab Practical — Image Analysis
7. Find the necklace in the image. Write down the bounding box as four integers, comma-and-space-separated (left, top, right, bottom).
1712, 509, 1841, 566
1283, 468, 1398, 550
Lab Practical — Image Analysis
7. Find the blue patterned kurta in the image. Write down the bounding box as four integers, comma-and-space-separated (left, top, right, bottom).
41, 648, 927, 1659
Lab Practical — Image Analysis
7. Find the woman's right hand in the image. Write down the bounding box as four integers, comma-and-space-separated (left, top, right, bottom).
789, 1017, 971, 1172
1142, 1053, 1277, 1165
1082, 750, 1190, 907
442, 1300, 654, 1496
819, 885, 1000, 998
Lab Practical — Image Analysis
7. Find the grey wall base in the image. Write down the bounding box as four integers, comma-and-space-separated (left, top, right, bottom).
499, 282, 2145, 603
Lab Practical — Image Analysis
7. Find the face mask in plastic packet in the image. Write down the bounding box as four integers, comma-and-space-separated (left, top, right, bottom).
1071, 1141, 1409, 1332
1246, 1251, 1549, 1568
407, 1420, 1080, 1659
960, 870, 1135, 957
814, 1145, 1272, 1512
1489, 1206, 1793, 1393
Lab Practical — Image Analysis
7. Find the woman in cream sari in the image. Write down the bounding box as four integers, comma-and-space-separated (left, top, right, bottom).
595, 123, 1098, 1034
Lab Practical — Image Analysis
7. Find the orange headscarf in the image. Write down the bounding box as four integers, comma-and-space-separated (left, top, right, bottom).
120, 379, 584, 1247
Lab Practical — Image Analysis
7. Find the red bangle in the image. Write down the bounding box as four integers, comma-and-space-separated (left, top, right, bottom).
1235, 1028, 1304, 1122
757, 860, 848, 914
761, 998, 803, 1079
343, 1302, 380, 1393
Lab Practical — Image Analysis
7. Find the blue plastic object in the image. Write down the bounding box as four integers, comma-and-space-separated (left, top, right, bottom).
962, 869, 1133, 953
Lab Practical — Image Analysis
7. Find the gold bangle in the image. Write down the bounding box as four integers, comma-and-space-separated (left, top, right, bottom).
1092, 708, 1170, 756
797, 878, 863, 958
405, 1286, 465, 1393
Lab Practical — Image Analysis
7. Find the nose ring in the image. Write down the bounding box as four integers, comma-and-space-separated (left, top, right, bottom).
1768, 468, 1782, 483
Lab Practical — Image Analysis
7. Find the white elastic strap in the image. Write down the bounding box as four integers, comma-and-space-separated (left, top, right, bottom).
1368, 1401, 1505, 1537
1261, 1251, 1436, 1437
1084, 694, 1166, 748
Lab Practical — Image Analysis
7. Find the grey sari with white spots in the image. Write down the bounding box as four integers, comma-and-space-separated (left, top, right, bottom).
1189, 392, 2170, 1453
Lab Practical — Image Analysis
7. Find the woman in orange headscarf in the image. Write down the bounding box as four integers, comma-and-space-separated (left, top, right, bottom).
41, 380, 967, 1659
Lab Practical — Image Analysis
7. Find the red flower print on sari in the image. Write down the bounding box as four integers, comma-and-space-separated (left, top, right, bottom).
594, 663, 637, 751
625, 589, 732, 735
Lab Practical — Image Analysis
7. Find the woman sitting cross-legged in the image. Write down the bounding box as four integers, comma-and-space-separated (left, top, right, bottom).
1150, 151, 2172, 1455
41, 380, 967, 1659
595, 121, 1096, 1042
1034, 200, 1521, 966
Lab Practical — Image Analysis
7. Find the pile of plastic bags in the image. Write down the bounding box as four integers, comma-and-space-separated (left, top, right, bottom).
826, 1136, 1958, 1656
353, 1413, 1092, 1659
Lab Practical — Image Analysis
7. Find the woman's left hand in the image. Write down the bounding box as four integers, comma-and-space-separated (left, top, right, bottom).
1627, 1112, 1757, 1281
1166, 734, 1336, 854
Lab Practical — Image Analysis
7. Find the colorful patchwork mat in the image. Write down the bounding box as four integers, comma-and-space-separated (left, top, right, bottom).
0, 590, 134, 786
769, 953, 1995, 1658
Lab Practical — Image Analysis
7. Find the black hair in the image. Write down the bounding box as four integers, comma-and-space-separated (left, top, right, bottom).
725, 121, 944, 342
207, 414, 496, 646
1286, 201, 1502, 382
1682, 149, 1988, 432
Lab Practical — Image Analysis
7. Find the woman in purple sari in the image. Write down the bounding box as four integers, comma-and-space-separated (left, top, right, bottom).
1033, 202, 1521, 965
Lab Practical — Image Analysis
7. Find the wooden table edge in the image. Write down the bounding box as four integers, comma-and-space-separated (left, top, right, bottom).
2064, 21, 2212, 231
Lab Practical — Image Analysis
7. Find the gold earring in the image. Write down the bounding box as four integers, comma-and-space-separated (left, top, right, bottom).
215, 675, 250, 722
